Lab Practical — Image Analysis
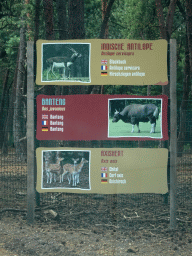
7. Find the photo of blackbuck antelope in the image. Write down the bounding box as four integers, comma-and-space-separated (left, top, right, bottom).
46, 46, 82, 80
46, 157, 64, 184
61, 158, 88, 186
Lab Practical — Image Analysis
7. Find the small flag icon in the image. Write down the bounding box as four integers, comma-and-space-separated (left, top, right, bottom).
101, 179, 108, 183
101, 65, 107, 70
101, 173, 107, 178
101, 59, 107, 64
42, 127, 48, 132
42, 120, 47, 125
42, 114, 48, 119
101, 72, 108, 76
101, 167, 108, 172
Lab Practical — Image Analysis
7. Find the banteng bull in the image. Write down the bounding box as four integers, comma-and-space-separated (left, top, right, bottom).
112, 104, 159, 133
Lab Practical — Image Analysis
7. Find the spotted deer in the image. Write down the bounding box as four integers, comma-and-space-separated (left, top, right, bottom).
46, 157, 64, 184
61, 158, 88, 186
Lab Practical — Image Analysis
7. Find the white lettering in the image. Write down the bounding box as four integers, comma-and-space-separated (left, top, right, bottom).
109, 167, 118, 172
109, 59, 126, 64
50, 121, 64, 126
109, 179, 126, 184
50, 115, 64, 120
109, 173, 116, 178
50, 127, 64, 132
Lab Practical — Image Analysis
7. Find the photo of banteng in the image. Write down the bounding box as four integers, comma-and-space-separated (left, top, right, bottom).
42, 43, 90, 82
42, 150, 90, 190
108, 98, 162, 139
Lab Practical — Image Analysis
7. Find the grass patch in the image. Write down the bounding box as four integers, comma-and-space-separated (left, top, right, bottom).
108, 118, 162, 138
42, 69, 90, 82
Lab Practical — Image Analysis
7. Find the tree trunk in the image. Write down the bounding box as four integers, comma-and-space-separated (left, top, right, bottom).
34, 0, 40, 43
186, 0, 192, 89
56, 0, 67, 40
13, 24, 27, 161
0, 69, 9, 147
155, 0, 177, 97
42, 0, 55, 96
68, 0, 85, 95
155, 0, 177, 151
55, 0, 68, 95
2, 50, 20, 155
43, 0, 55, 40
68, 0, 85, 39
66, 0, 91, 148
101, 0, 108, 38
99, 0, 115, 39
41, 0, 56, 148
177, 33, 191, 157
90, 0, 115, 95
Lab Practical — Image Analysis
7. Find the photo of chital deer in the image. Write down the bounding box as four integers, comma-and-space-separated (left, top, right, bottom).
61, 158, 88, 186
45, 157, 64, 184
42, 150, 90, 190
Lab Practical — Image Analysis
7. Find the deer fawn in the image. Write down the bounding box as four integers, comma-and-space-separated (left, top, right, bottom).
61, 158, 88, 186
46, 157, 64, 184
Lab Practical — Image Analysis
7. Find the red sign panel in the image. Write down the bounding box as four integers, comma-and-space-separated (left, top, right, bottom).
36, 94, 168, 141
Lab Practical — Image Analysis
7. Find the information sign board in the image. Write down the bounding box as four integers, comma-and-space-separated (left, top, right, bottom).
36, 39, 168, 86
36, 94, 168, 141
36, 147, 168, 194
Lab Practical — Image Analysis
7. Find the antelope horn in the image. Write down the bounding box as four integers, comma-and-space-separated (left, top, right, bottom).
67, 46, 77, 53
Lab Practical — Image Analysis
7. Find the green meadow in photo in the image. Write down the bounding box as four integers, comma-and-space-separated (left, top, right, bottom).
108, 117, 162, 138
42, 69, 90, 82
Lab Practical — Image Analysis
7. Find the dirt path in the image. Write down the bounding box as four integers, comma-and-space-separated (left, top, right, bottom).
0, 210, 192, 256
0, 247, 17, 256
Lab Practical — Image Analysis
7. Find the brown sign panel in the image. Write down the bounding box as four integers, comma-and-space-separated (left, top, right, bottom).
36, 147, 168, 194
36, 39, 168, 86
36, 94, 168, 141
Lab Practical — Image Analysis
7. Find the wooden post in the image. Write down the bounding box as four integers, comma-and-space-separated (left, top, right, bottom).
27, 41, 35, 224
170, 39, 177, 229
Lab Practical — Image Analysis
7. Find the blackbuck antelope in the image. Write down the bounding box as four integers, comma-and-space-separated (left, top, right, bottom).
46, 46, 82, 80
46, 157, 64, 184
61, 158, 88, 186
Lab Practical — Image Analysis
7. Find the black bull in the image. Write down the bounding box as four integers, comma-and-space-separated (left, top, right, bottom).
112, 104, 159, 133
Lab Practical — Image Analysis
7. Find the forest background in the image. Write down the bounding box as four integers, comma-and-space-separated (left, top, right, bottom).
0, 0, 191, 160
